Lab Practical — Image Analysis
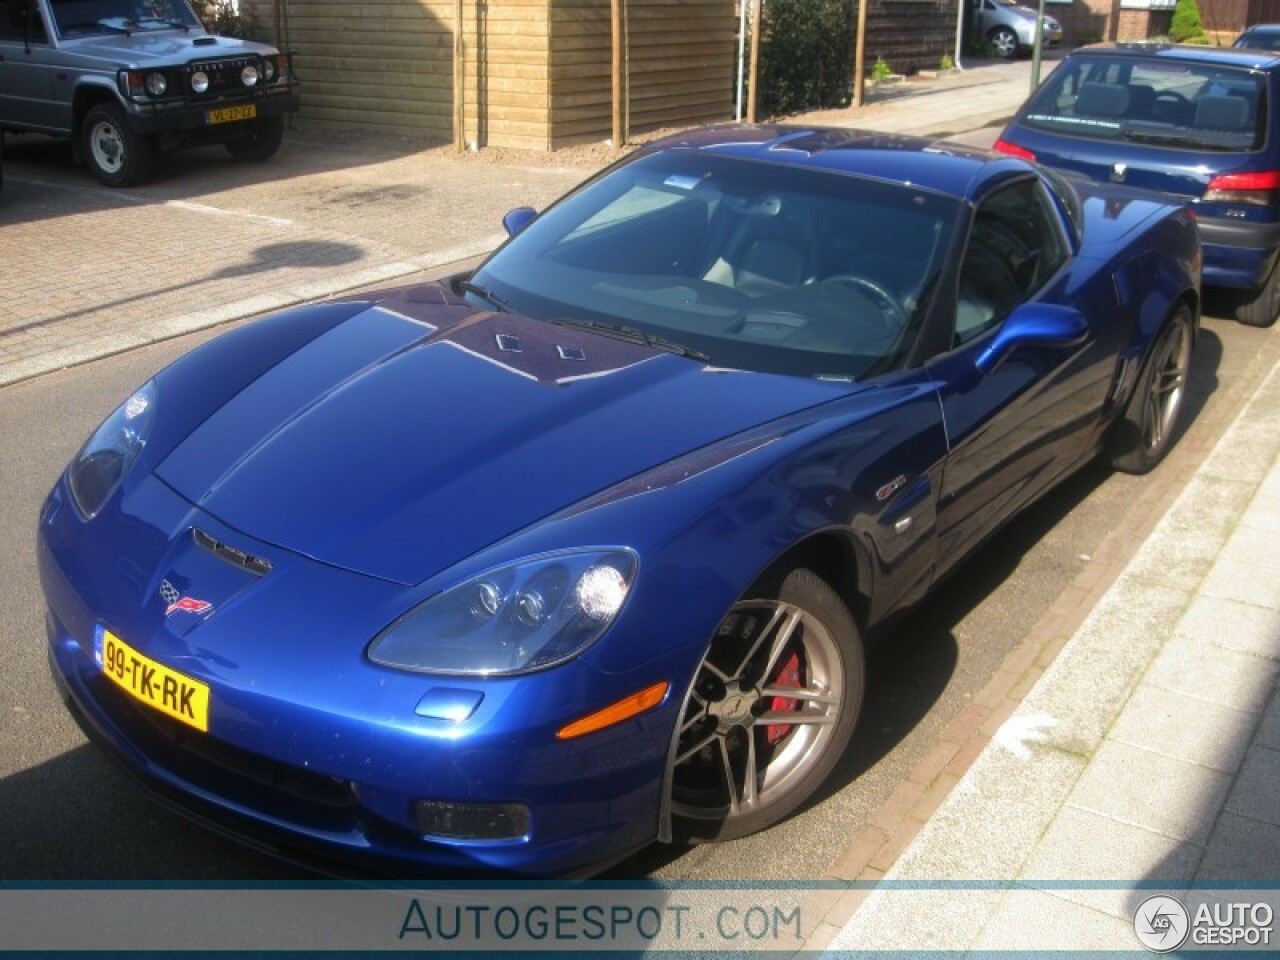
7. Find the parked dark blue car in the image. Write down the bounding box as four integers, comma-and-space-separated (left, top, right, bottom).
39, 126, 1200, 878
996, 43, 1280, 327
1233, 24, 1280, 51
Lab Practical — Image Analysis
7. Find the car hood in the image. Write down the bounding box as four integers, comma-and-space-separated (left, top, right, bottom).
64, 32, 271, 65
155, 292, 854, 586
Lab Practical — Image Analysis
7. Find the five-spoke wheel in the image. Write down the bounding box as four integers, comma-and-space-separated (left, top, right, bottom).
1110, 305, 1194, 474
671, 568, 864, 841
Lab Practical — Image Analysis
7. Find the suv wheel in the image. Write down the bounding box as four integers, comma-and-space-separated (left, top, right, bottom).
224, 116, 285, 163
82, 103, 152, 188
988, 26, 1019, 59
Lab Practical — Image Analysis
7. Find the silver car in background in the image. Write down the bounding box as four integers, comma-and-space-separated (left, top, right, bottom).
972, 0, 1064, 58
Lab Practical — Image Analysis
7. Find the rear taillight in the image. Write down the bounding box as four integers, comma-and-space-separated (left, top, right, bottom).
1204, 170, 1280, 206
993, 138, 1036, 163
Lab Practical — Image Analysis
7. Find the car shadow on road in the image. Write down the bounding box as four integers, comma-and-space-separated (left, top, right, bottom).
0, 742, 307, 880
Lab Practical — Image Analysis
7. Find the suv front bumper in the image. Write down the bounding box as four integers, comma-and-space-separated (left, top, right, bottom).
126, 86, 300, 138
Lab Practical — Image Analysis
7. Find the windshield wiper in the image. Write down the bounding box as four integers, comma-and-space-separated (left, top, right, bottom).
458, 280, 513, 313
59, 19, 129, 33
132, 16, 191, 30
548, 317, 710, 363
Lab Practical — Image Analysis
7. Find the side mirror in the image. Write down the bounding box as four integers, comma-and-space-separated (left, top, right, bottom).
502, 207, 537, 237
976, 303, 1088, 373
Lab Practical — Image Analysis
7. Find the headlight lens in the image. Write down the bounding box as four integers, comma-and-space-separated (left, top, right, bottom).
262, 58, 276, 82
191, 71, 209, 93
241, 65, 259, 87
67, 381, 156, 520
369, 549, 638, 676
145, 72, 167, 96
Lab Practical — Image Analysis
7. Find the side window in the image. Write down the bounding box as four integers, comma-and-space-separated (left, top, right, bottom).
0, 0, 48, 42
955, 179, 1067, 346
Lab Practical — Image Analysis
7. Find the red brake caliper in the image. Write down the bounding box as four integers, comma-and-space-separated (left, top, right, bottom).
765, 651, 803, 744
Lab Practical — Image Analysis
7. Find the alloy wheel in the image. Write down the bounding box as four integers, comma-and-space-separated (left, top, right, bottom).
671, 598, 844, 824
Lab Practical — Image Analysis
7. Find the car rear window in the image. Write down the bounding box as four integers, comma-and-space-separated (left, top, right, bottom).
1021, 55, 1267, 152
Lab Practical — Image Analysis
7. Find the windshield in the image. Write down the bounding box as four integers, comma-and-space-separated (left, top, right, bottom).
470, 151, 961, 380
1021, 55, 1267, 151
51, 0, 200, 36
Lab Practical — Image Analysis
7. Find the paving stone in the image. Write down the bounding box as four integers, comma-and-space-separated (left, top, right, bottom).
1108, 684, 1254, 774
1070, 740, 1232, 846
1197, 811, 1280, 882
1224, 745, 1280, 828
1203, 557, 1280, 613
1020, 805, 1203, 920
1145, 631, 1280, 713
976, 887, 1138, 949
1259, 690, 1280, 751
1124, 473, 1252, 591
828, 887, 1005, 951
1022, 578, 1191, 752
1175, 595, 1280, 662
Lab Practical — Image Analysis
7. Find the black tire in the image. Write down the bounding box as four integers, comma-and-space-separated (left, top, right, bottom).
81, 102, 153, 188
224, 116, 285, 163
1109, 305, 1194, 475
988, 26, 1020, 59
670, 567, 865, 843
1235, 258, 1280, 328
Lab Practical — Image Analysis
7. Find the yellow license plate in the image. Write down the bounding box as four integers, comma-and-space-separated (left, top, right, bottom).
206, 104, 257, 125
98, 629, 210, 732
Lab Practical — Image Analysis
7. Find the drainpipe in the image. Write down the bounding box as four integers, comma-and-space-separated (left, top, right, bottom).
953, 0, 966, 70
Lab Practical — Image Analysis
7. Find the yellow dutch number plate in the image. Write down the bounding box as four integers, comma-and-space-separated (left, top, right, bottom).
98, 629, 210, 732
206, 104, 257, 125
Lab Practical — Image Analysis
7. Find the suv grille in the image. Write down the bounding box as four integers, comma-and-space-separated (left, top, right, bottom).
184, 56, 263, 99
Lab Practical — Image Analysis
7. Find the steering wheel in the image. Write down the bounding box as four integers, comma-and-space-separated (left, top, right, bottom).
820, 274, 907, 338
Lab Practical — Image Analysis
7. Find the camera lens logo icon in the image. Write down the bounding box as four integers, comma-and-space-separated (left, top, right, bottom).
1133, 895, 1190, 952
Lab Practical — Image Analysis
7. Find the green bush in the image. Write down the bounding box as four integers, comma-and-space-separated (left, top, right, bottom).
759, 0, 853, 116
1169, 0, 1208, 43
190, 0, 267, 40
870, 55, 893, 81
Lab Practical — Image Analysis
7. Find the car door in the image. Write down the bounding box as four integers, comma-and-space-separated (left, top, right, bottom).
0, 0, 56, 130
926, 175, 1106, 570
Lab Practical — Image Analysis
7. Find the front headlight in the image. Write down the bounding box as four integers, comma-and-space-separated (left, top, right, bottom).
369, 549, 638, 676
68, 381, 156, 520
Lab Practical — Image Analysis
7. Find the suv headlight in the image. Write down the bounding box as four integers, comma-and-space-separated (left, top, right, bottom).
369, 549, 638, 676
68, 381, 156, 520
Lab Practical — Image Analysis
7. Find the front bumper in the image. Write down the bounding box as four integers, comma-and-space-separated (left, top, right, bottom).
37, 475, 680, 878
126, 86, 300, 138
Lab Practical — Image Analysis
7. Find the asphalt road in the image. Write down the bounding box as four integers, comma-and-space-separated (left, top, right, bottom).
0, 287, 1266, 882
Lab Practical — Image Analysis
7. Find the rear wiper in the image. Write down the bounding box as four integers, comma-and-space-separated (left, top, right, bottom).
1122, 129, 1239, 151
457, 280, 513, 313
548, 316, 710, 363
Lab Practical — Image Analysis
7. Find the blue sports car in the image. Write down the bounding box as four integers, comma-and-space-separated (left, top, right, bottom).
39, 126, 1200, 878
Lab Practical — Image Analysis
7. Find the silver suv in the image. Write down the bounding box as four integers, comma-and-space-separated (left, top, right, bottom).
0, 0, 299, 186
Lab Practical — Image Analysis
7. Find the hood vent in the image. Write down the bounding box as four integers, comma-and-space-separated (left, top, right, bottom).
193, 528, 272, 577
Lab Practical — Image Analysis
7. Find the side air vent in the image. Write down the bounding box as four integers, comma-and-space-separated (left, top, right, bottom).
192, 528, 272, 577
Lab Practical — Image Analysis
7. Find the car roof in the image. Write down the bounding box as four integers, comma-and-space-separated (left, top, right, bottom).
1068, 41, 1280, 70
638, 124, 1034, 202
